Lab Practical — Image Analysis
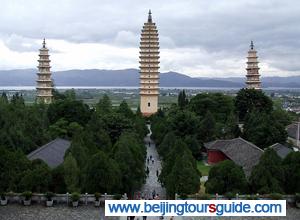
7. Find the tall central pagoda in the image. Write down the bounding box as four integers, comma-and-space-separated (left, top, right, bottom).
245, 41, 261, 90
36, 39, 53, 104
139, 10, 160, 116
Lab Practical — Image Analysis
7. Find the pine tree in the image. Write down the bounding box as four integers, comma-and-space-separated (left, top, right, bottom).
63, 153, 80, 192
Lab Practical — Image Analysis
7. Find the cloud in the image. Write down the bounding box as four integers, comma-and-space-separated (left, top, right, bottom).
0, 0, 299, 77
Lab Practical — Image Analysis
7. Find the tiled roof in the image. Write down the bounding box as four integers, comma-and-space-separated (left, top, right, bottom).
27, 138, 71, 168
269, 143, 293, 159
204, 137, 263, 177
287, 123, 300, 140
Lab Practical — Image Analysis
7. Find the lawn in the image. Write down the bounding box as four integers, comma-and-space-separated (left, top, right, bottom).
197, 160, 211, 176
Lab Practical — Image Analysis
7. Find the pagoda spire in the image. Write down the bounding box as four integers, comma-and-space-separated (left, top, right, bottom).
139, 10, 160, 116
43, 38, 46, 48
250, 40, 254, 50
245, 41, 261, 90
148, 9, 152, 23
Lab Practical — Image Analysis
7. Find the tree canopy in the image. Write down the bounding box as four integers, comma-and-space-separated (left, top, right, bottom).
205, 160, 248, 194
249, 148, 284, 194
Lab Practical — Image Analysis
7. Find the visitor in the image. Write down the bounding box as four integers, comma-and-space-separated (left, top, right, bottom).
147, 158, 149, 164
152, 159, 154, 164
156, 169, 159, 177
152, 190, 156, 199
141, 197, 147, 220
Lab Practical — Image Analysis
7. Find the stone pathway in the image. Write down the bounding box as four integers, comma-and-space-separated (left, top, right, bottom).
139, 124, 166, 200
120, 125, 168, 220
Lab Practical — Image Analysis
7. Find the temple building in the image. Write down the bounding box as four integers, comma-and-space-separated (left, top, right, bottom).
36, 39, 53, 104
245, 41, 261, 90
139, 10, 160, 116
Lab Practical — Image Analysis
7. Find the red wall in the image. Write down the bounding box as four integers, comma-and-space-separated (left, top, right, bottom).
207, 150, 229, 164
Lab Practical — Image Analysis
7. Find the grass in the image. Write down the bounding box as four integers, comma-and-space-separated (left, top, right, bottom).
197, 161, 212, 194
197, 160, 211, 176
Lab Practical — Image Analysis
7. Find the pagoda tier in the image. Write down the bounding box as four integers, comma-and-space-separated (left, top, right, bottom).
139, 10, 160, 116
36, 39, 53, 104
245, 41, 261, 90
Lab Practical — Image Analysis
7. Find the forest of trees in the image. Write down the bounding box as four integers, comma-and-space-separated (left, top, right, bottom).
0, 88, 299, 197
151, 88, 299, 197
0, 91, 148, 195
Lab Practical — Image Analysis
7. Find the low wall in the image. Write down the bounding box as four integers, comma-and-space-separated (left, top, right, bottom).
4, 193, 117, 205
175, 193, 296, 203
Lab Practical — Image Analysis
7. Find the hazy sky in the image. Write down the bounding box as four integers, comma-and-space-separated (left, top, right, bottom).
0, 0, 299, 77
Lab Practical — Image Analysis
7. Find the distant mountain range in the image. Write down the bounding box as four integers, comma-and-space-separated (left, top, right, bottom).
0, 68, 300, 88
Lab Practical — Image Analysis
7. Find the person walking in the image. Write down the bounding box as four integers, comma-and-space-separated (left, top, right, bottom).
152, 190, 156, 199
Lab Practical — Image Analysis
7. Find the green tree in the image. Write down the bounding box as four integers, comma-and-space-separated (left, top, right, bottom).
198, 111, 216, 142
223, 111, 241, 139
48, 118, 69, 138
47, 99, 91, 126
68, 122, 84, 137
168, 110, 200, 138
189, 93, 234, 123
160, 139, 196, 186
50, 165, 67, 193
96, 94, 112, 114
83, 151, 121, 193
63, 153, 80, 192
64, 89, 76, 100
118, 100, 134, 119
235, 88, 273, 121
205, 160, 248, 194
243, 111, 287, 149
165, 151, 200, 197
184, 135, 201, 159
282, 151, 300, 194
0, 146, 31, 192
157, 132, 177, 159
249, 148, 284, 194
113, 132, 146, 193
178, 90, 188, 109
102, 113, 133, 144
151, 117, 168, 145
0, 92, 8, 104
19, 159, 52, 192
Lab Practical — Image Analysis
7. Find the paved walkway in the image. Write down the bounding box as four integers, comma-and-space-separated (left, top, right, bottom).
139, 124, 166, 200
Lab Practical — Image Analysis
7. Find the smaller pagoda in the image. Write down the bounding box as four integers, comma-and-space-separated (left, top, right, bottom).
36, 39, 53, 104
245, 41, 261, 90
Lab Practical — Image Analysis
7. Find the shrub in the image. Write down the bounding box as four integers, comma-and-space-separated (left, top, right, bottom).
95, 192, 101, 201
22, 191, 32, 200
45, 192, 55, 201
199, 194, 211, 200
269, 193, 283, 200
246, 195, 259, 200
225, 192, 235, 200
71, 192, 80, 202
113, 194, 122, 200
0, 192, 5, 200
179, 193, 188, 200
295, 193, 300, 203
